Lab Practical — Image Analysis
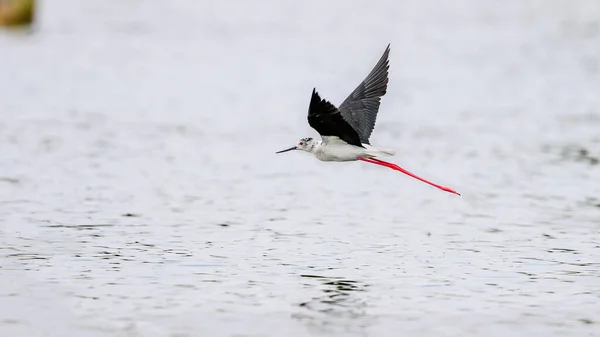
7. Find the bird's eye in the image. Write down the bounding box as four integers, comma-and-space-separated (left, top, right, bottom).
299, 142, 304, 146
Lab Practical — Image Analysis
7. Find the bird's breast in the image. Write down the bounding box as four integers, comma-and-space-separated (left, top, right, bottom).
314, 144, 366, 162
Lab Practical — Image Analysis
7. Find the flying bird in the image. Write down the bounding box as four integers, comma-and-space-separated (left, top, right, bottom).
276, 44, 460, 196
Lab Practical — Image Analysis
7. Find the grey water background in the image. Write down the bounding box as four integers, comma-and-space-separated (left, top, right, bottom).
1, 1, 599, 336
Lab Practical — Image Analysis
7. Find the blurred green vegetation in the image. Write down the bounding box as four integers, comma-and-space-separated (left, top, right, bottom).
0, 0, 35, 27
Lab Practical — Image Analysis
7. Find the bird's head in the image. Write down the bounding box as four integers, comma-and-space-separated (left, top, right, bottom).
275, 137, 316, 154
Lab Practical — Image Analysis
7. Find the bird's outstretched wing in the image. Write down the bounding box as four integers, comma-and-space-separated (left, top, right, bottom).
338, 44, 390, 145
307, 88, 363, 148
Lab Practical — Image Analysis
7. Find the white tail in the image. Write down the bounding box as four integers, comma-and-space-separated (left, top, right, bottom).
363, 144, 396, 157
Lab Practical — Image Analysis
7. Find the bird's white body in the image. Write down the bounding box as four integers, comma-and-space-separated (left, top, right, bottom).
299, 137, 395, 162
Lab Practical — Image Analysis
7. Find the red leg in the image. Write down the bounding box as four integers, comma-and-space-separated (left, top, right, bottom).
358, 158, 460, 196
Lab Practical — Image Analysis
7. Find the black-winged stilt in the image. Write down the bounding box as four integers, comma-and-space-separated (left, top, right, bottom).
276, 44, 460, 196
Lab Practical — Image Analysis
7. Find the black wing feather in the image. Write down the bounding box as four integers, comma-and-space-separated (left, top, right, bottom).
307, 88, 363, 148
338, 44, 390, 144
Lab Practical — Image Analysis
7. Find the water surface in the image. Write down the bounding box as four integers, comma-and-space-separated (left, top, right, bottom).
1, 1, 599, 336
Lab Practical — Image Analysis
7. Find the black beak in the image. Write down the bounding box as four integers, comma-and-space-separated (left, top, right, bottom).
275, 146, 297, 154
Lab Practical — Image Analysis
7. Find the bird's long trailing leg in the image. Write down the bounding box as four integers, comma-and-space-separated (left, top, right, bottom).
358, 157, 460, 196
